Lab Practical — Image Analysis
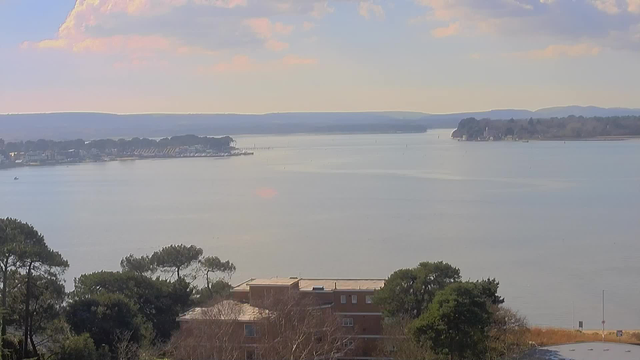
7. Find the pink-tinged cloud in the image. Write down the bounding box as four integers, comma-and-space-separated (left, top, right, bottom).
310, 2, 334, 19
629, 0, 640, 13
209, 55, 255, 72
244, 18, 294, 39
113, 57, 169, 69
194, 0, 247, 8
591, 0, 620, 14
282, 55, 317, 65
265, 39, 290, 51
358, 1, 385, 20
71, 35, 173, 53
21, 38, 69, 50
255, 187, 278, 199
512, 43, 602, 59
303, 21, 316, 31
431, 22, 461, 38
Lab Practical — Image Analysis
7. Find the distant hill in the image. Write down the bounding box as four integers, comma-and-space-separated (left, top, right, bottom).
1, 106, 639, 140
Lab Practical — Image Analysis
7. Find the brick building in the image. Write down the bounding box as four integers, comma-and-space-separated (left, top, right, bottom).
178, 277, 387, 360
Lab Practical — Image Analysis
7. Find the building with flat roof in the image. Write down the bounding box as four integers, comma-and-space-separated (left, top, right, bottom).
178, 277, 387, 360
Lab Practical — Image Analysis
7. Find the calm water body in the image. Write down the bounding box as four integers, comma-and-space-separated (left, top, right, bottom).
2, 129, 640, 329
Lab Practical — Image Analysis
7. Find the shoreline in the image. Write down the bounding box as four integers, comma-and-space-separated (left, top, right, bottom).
0, 152, 253, 172
454, 135, 640, 142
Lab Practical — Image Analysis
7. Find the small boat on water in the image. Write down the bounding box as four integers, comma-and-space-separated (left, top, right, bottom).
14, 177, 19, 180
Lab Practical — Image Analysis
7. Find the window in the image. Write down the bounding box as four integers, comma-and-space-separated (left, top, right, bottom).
342, 318, 354, 327
244, 324, 257, 337
366, 295, 373, 304
245, 349, 256, 360
351, 295, 357, 304
343, 340, 355, 349
341, 295, 347, 304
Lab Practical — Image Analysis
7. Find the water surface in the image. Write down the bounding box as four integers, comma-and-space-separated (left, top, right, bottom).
1, 129, 639, 329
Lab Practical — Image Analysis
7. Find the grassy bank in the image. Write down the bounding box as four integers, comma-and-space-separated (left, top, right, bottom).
529, 327, 640, 346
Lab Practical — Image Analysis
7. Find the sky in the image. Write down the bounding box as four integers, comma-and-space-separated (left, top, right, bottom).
1, 0, 640, 114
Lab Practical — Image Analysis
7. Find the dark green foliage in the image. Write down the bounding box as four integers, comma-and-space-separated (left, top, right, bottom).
6, 273, 66, 351
55, 334, 99, 360
475, 278, 505, 306
375, 261, 461, 318
66, 294, 143, 352
150, 244, 203, 280
452, 115, 640, 140
199, 256, 235, 302
71, 271, 192, 342
120, 254, 156, 276
195, 280, 233, 305
0, 218, 69, 358
1, 135, 234, 153
410, 282, 493, 360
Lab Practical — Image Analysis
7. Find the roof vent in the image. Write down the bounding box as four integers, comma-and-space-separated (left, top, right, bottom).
312, 286, 325, 291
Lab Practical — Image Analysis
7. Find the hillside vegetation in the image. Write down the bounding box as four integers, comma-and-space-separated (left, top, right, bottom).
452, 116, 640, 141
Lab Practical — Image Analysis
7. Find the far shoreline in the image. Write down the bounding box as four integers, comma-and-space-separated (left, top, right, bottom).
0, 152, 252, 172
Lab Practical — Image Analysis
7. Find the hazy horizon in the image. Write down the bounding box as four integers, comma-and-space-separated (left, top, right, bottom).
3, 105, 640, 116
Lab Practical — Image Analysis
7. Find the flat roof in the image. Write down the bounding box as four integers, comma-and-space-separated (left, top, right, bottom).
233, 278, 385, 291
522, 342, 640, 360
298, 279, 385, 291
179, 300, 268, 322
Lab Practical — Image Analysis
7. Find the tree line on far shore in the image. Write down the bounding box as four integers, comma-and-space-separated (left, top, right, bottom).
0, 218, 530, 360
452, 115, 640, 140
0, 134, 235, 155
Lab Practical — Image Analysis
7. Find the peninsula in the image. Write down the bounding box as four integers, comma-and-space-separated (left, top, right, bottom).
0, 134, 252, 169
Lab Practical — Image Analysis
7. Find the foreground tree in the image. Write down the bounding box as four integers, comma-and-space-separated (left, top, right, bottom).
66, 293, 144, 357
150, 245, 203, 281
486, 307, 529, 360
7, 273, 66, 357
197, 256, 235, 303
375, 261, 461, 318
0, 219, 26, 338
375, 316, 433, 360
410, 282, 493, 360
53, 333, 106, 360
71, 271, 191, 343
19, 239, 68, 357
120, 254, 156, 276
0, 218, 69, 358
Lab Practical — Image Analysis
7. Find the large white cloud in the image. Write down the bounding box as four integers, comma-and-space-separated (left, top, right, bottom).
21, 0, 359, 55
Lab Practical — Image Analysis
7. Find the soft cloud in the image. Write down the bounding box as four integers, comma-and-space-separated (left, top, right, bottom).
243, 18, 293, 51
311, 1, 335, 18
629, 0, 640, 13
209, 55, 255, 72
414, 0, 640, 51
431, 22, 461, 37
244, 18, 294, 39
512, 43, 602, 59
282, 55, 318, 65
591, 0, 621, 14
359, 1, 385, 19
303, 21, 316, 31
265, 39, 290, 51
193, 0, 247, 8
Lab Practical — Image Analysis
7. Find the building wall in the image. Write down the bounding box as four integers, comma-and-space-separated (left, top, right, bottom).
230, 285, 385, 359
248, 284, 298, 306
